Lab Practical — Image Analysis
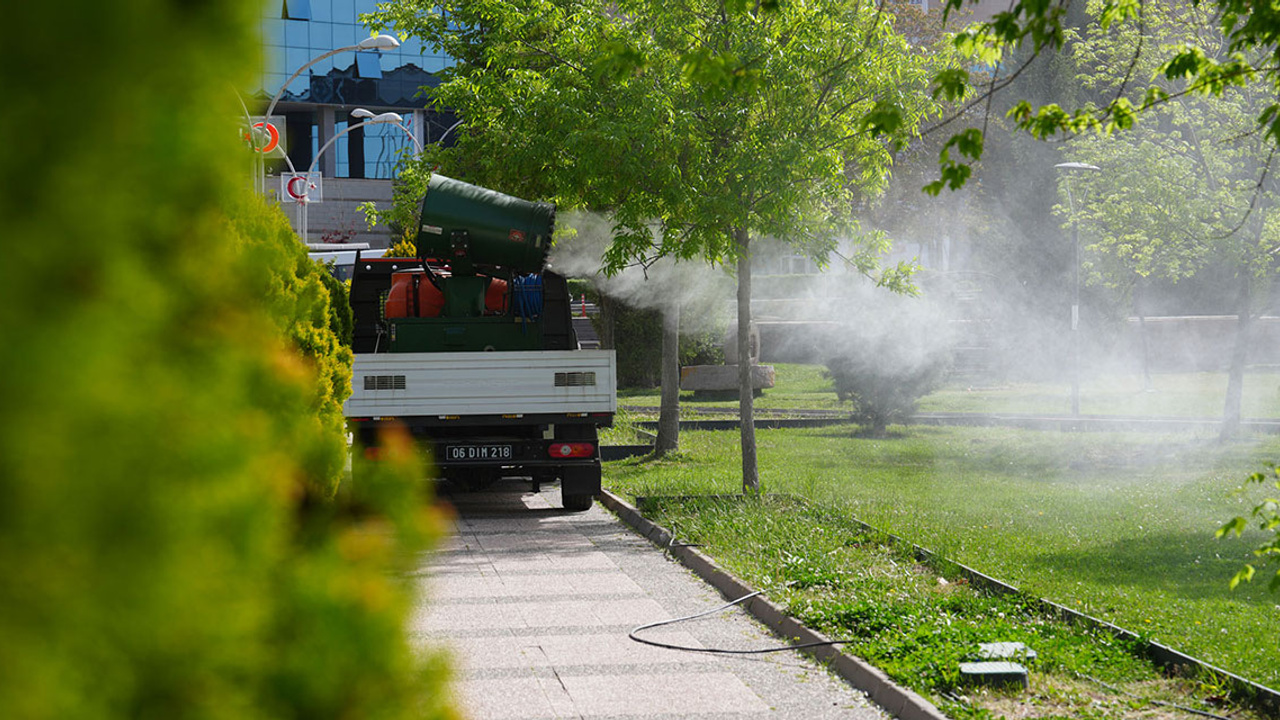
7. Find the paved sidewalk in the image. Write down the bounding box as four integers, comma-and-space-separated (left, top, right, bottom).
409, 480, 890, 720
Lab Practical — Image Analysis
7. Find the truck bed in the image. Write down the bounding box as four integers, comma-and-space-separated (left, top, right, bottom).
344, 349, 617, 419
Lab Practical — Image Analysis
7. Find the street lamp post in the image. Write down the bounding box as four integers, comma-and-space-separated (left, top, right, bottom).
256, 34, 401, 192
298, 110, 406, 241
1055, 161, 1101, 418
351, 108, 423, 153
437, 118, 464, 146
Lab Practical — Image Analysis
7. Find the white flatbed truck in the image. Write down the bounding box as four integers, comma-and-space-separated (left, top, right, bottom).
343, 176, 616, 511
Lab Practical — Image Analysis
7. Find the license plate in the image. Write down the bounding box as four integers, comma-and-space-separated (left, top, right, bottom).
444, 444, 514, 462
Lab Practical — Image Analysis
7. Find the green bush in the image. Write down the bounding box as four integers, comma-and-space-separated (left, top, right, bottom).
824, 338, 949, 437
228, 194, 355, 496
386, 236, 419, 258
610, 303, 665, 387
0, 3, 450, 719
593, 296, 726, 389
680, 327, 726, 368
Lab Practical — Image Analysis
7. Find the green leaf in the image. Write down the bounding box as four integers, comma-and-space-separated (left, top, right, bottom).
1162, 47, 1208, 81
1228, 564, 1255, 590
927, 161, 973, 195
1216, 516, 1248, 538
593, 40, 647, 82
953, 128, 984, 161
863, 101, 905, 137
1106, 98, 1137, 132
1097, 0, 1141, 28
1140, 86, 1169, 110
931, 68, 970, 102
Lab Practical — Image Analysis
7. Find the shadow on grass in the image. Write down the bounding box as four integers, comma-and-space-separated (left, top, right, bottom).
1027, 528, 1276, 606
800, 425, 1231, 481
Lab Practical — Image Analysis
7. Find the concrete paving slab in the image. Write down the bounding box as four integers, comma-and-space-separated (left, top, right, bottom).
512, 597, 672, 628
454, 676, 573, 719
436, 631, 717, 672
487, 550, 620, 573
423, 572, 646, 600
411, 601, 524, 633
474, 531, 599, 551
412, 479, 892, 719
559, 672, 769, 715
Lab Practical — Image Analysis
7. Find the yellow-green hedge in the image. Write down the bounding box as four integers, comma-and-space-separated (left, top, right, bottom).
0, 3, 453, 719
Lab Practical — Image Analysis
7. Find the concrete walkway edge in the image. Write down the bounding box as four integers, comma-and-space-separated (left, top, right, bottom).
599, 490, 950, 720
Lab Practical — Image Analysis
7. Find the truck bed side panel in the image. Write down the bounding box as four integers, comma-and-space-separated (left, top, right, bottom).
344, 350, 617, 418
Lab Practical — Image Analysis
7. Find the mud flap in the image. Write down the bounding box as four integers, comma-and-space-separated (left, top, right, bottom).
560, 463, 601, 511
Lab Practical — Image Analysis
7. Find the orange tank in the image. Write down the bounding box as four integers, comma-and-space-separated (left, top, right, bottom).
386, 270, 445, 318
485, 278, 509, 314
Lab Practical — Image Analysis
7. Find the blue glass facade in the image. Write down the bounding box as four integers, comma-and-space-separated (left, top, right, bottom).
256, 0, 455, 179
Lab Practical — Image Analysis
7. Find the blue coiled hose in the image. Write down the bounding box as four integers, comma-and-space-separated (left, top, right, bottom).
512, 274, 544, 331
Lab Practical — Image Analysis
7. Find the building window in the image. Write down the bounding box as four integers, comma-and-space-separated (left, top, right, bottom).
283, 0, 312, 20
355, 52, 383, 79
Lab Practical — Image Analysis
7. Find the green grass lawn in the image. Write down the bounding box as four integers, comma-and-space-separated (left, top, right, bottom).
923, 372, 1280, 418
603, 425, 1280, 697
619, 363, 1280, 419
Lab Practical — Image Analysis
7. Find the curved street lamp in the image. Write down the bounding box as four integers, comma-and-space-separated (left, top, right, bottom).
255, 34, 401, 192
299, 110, 405, 241
264, 35, 400, 125
437, 118, 464, 146
351, 108, 423, 153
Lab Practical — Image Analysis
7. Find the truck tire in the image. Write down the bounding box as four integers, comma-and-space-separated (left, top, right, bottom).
562, 492, 593, 512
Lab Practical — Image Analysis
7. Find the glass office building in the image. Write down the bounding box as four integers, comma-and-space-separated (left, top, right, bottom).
256, 0, 456, 179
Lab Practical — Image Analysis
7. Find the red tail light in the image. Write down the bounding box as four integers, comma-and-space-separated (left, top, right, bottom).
363, 446, 382, 460
547, 442, 595, 458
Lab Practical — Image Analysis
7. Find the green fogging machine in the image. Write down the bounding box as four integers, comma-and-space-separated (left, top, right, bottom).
350, 174, 578, 354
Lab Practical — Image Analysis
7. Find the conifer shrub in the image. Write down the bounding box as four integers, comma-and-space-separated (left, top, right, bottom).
823, 333, 950, 437
0, 3, 452, 719
317, 261, 355, 347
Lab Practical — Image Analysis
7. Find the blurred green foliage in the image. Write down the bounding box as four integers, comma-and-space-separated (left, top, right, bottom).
228, 193, 354, 497
0, 3, 453, 719
317, 261, 355, 347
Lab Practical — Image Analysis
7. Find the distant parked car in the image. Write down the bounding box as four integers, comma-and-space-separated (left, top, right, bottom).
307, 243, 386, 282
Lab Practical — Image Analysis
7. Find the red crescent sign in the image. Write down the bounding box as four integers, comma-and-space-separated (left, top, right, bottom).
286, 176, 310, 200
252, 122, 280, 154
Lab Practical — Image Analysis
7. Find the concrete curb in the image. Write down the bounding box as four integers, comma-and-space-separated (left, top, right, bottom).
599, 490, 951, 720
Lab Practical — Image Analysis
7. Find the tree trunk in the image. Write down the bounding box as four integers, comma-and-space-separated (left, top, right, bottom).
736, 228, 759, 495
1221, 271, 1252, 441
655, 303, 681, 456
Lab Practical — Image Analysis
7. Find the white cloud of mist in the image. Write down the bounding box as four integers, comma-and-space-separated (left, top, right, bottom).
550, 211, 960, 374
549, 211, 736, 334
